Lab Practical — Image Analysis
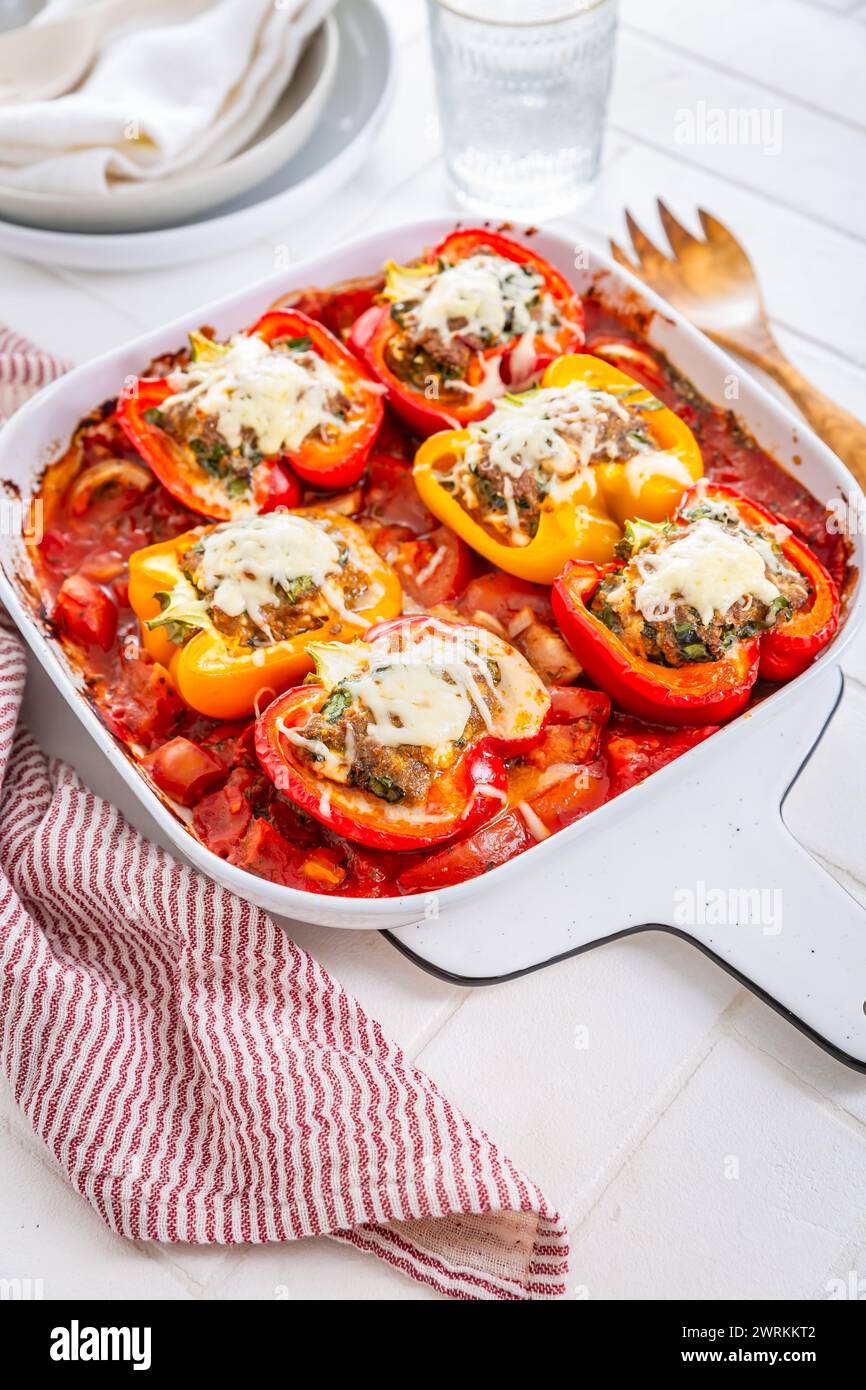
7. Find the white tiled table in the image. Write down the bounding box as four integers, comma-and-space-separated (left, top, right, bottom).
3, 0, 866, 1301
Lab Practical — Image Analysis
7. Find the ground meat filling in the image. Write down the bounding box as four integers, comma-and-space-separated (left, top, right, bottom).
470, 404, 652, 542
174, 536, 368, 648
300, 707, 434, 805
591, 509, 810, 667
295, 663, 500, 805
437, 386, 660, 545
384, 250, 561, 394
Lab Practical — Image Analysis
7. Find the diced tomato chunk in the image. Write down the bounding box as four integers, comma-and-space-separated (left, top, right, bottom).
102, 656, 183, 747
232, 817, 299, 882
193, 768, 253, 856
143, 737, 225, 806
54, 573, 118, 650
301, 845, 348, 889
198, 720, 256, 772
525, 721, 602, 770
374, 522, 474, 606
458, 571, 553, 630
397, 810, 533, 893
603, 716, 718, 798
527, 758, 609, 831
548, 685, 611, 726
363, 454, 434, 534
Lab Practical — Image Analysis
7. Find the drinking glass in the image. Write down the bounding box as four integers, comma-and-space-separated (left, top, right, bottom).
427, 0, 618, 220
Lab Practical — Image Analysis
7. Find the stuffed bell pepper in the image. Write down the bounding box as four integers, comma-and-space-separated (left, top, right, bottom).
128, 509, 402, 720
348, 228, 585, 435
117, 310, 385, 520
254, 614, 552, 851
413, 352, 704, 582
551, 482, 840, 726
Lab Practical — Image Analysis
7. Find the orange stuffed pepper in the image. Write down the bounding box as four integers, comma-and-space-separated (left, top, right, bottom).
413, 353, 704, 584
128, 509, 402, 719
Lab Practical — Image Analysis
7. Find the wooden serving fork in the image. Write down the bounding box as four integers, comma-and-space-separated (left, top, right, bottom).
611, 201, 866, 491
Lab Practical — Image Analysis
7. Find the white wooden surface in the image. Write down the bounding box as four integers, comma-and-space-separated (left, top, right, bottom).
3, 0, 866, 1302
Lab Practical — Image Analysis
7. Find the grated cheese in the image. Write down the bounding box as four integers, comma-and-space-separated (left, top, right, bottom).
634, 518, 781, 624
163, 332, 348, 456
517, 800, 550, 841
405, 254, 554, 347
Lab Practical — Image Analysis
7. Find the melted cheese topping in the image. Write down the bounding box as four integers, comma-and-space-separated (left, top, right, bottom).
622, 448, 695, 493
308, 626, 495, 757
163, 333, 347, 455
461, 384, 639, 485
634, 518, 781, 624
442, 384, 655, 544
198, 514, 340, 626
354, 663, 472, 749
405, 254, 550, 346
156, 513, 370, 640
304, 619, 549, 777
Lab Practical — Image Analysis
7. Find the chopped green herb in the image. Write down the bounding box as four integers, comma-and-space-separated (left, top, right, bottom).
277, 574, 315, 605
365, 774, 404, 804
190, 437, 228, 475
320, 686, 352, 723
599, 604, 622, 634
625, 428, 652, 450
615, 517, 671, 560
681, 641, 710, 661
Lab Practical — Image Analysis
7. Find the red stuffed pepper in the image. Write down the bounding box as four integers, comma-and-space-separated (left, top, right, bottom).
348, 228, 585, 436
254, 614, 552, 851
117, 310, 384, 520
677, 482, 840, 683
553, 482, 840, 726
553, 558, 760, 727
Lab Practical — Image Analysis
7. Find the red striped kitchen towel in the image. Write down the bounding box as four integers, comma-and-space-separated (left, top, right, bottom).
0, 327, 568, 1300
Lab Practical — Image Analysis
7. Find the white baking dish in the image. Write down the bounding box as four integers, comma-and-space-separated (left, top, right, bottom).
2, 217, 865, 1061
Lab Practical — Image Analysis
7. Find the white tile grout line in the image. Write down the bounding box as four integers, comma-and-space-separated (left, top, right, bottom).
606, 120, 866, 246
136, 1238, 234, 1300
0, 1108, 195, 1297
564, 984, 866, 1243
725, 1017, 866, 1146
768, 318, 866, 375
563, 991, 750, 1230
619, 20, 866, 137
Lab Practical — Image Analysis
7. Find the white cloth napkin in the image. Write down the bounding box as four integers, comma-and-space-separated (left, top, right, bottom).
0, 0, 335, 195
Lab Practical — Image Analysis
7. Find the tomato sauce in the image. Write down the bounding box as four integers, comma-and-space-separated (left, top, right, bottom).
25, 281, 851, 900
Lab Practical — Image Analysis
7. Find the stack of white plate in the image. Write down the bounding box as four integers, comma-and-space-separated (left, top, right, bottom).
0, 0, 395, 270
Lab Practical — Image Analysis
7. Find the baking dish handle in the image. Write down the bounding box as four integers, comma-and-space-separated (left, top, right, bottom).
390, 663, 866, 1068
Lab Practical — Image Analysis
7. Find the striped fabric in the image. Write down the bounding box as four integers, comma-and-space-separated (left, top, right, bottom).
0, 328, 568, 1300
0, 327, 69, 423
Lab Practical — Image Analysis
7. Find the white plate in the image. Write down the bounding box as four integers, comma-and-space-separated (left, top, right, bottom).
0, 18, 340, 235
0, 0, 395, 269
1, 216, 865, 1064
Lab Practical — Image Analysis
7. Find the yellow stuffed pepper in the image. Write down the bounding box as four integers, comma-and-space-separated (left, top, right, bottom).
413, 353, 703, 584
128, 508, 402, 719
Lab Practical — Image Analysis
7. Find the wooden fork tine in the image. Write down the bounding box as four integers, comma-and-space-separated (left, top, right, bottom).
697, 207, 737, 246
623, 209, 669, 271
657, 200, 701, 258
609, 239, 641, 274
